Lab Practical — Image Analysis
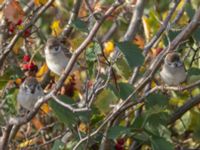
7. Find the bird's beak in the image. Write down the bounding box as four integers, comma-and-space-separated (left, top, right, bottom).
29, 86, 35, 94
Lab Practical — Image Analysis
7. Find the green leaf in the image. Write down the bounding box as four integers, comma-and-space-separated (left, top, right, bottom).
188, 68, 200, 76
145, 124, 171, 140
107, 125, 130, 139
94, 89, 118, 114
150, 136, 174, 150
193, 28, 200, 42
116, 41, 144, 68
109, 82, 134, 100
91, 114, 104, 125
51, 140, 64, 150
145, 110, 169, 127
131, 115, 145, 129
185, 3, 195, 19
146, 93, 168, 109
174, 111, 191, 135
0, 80, 8, 90
48, 96, 78, 127
86, 42, 101, 62
72, 18, 88, 33
114, 56, 132, 79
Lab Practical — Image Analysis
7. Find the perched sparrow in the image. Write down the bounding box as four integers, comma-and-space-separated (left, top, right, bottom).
17, 77, 44, 111
160, 52, 187, 86
44, 37, 76, 75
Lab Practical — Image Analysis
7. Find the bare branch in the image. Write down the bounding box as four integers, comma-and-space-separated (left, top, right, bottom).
123, 0, 146, 41
51, 94, 90, 112
168, 94, 200, 125
61, 0, 82, 38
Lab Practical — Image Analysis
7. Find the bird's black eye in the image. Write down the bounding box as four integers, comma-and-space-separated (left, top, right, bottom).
37, 85, 41, 90
54, 46, 59, 51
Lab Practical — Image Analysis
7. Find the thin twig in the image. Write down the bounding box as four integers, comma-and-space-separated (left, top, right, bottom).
143, 0, 181, 55
51, 94, 90, 112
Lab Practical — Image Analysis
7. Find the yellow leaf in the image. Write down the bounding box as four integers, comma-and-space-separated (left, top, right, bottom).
142, 16, 151, 42
18, 139, 35, 148
103, 41, 115, 56
51, 20, 62, 36
125, 138, 132, 147
151, 80, 157, 88
169, 97, 184, 106
34, 0, 47, 6
41, 103, 51, 113
13, 38, 23, 54
36, 63, 48, 78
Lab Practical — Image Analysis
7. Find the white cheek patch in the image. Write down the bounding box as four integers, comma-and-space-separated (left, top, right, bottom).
44, 47, 49, 54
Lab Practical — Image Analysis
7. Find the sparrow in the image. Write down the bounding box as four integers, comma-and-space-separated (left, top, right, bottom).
44, 37, 76, 75
17, 77, 44, 111
160, 52, 187, 86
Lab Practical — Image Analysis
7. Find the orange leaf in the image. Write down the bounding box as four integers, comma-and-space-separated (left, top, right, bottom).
3, 0, 24, 24
15, 78, 22, 85
31, 117, 44, 130
133, 35, 145, 49
34, 0, 47, 6
78, 122, 88, 133
0, 0, 4, 5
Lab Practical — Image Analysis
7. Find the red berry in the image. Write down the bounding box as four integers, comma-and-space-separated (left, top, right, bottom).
24, 29, 31, 37
16, 19, 23, 26
22, 64, 29, 70
115, 144, 124, 150
28, 63, 38, 71
117, 139, 125, 145
22, 62, 38, 72
9, 25, 15, 34
23, 55, 30, 62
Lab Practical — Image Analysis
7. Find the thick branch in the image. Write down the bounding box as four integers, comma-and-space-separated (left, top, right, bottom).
123, 0, 145, 41
168, 94, 200, 125
61, 0, 82, 38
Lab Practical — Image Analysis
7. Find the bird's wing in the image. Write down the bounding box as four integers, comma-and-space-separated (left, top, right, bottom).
61, 44, 72, 58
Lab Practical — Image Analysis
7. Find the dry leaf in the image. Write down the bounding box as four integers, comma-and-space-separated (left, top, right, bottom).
78, 122, 88, 133
3, 0, 24, 24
